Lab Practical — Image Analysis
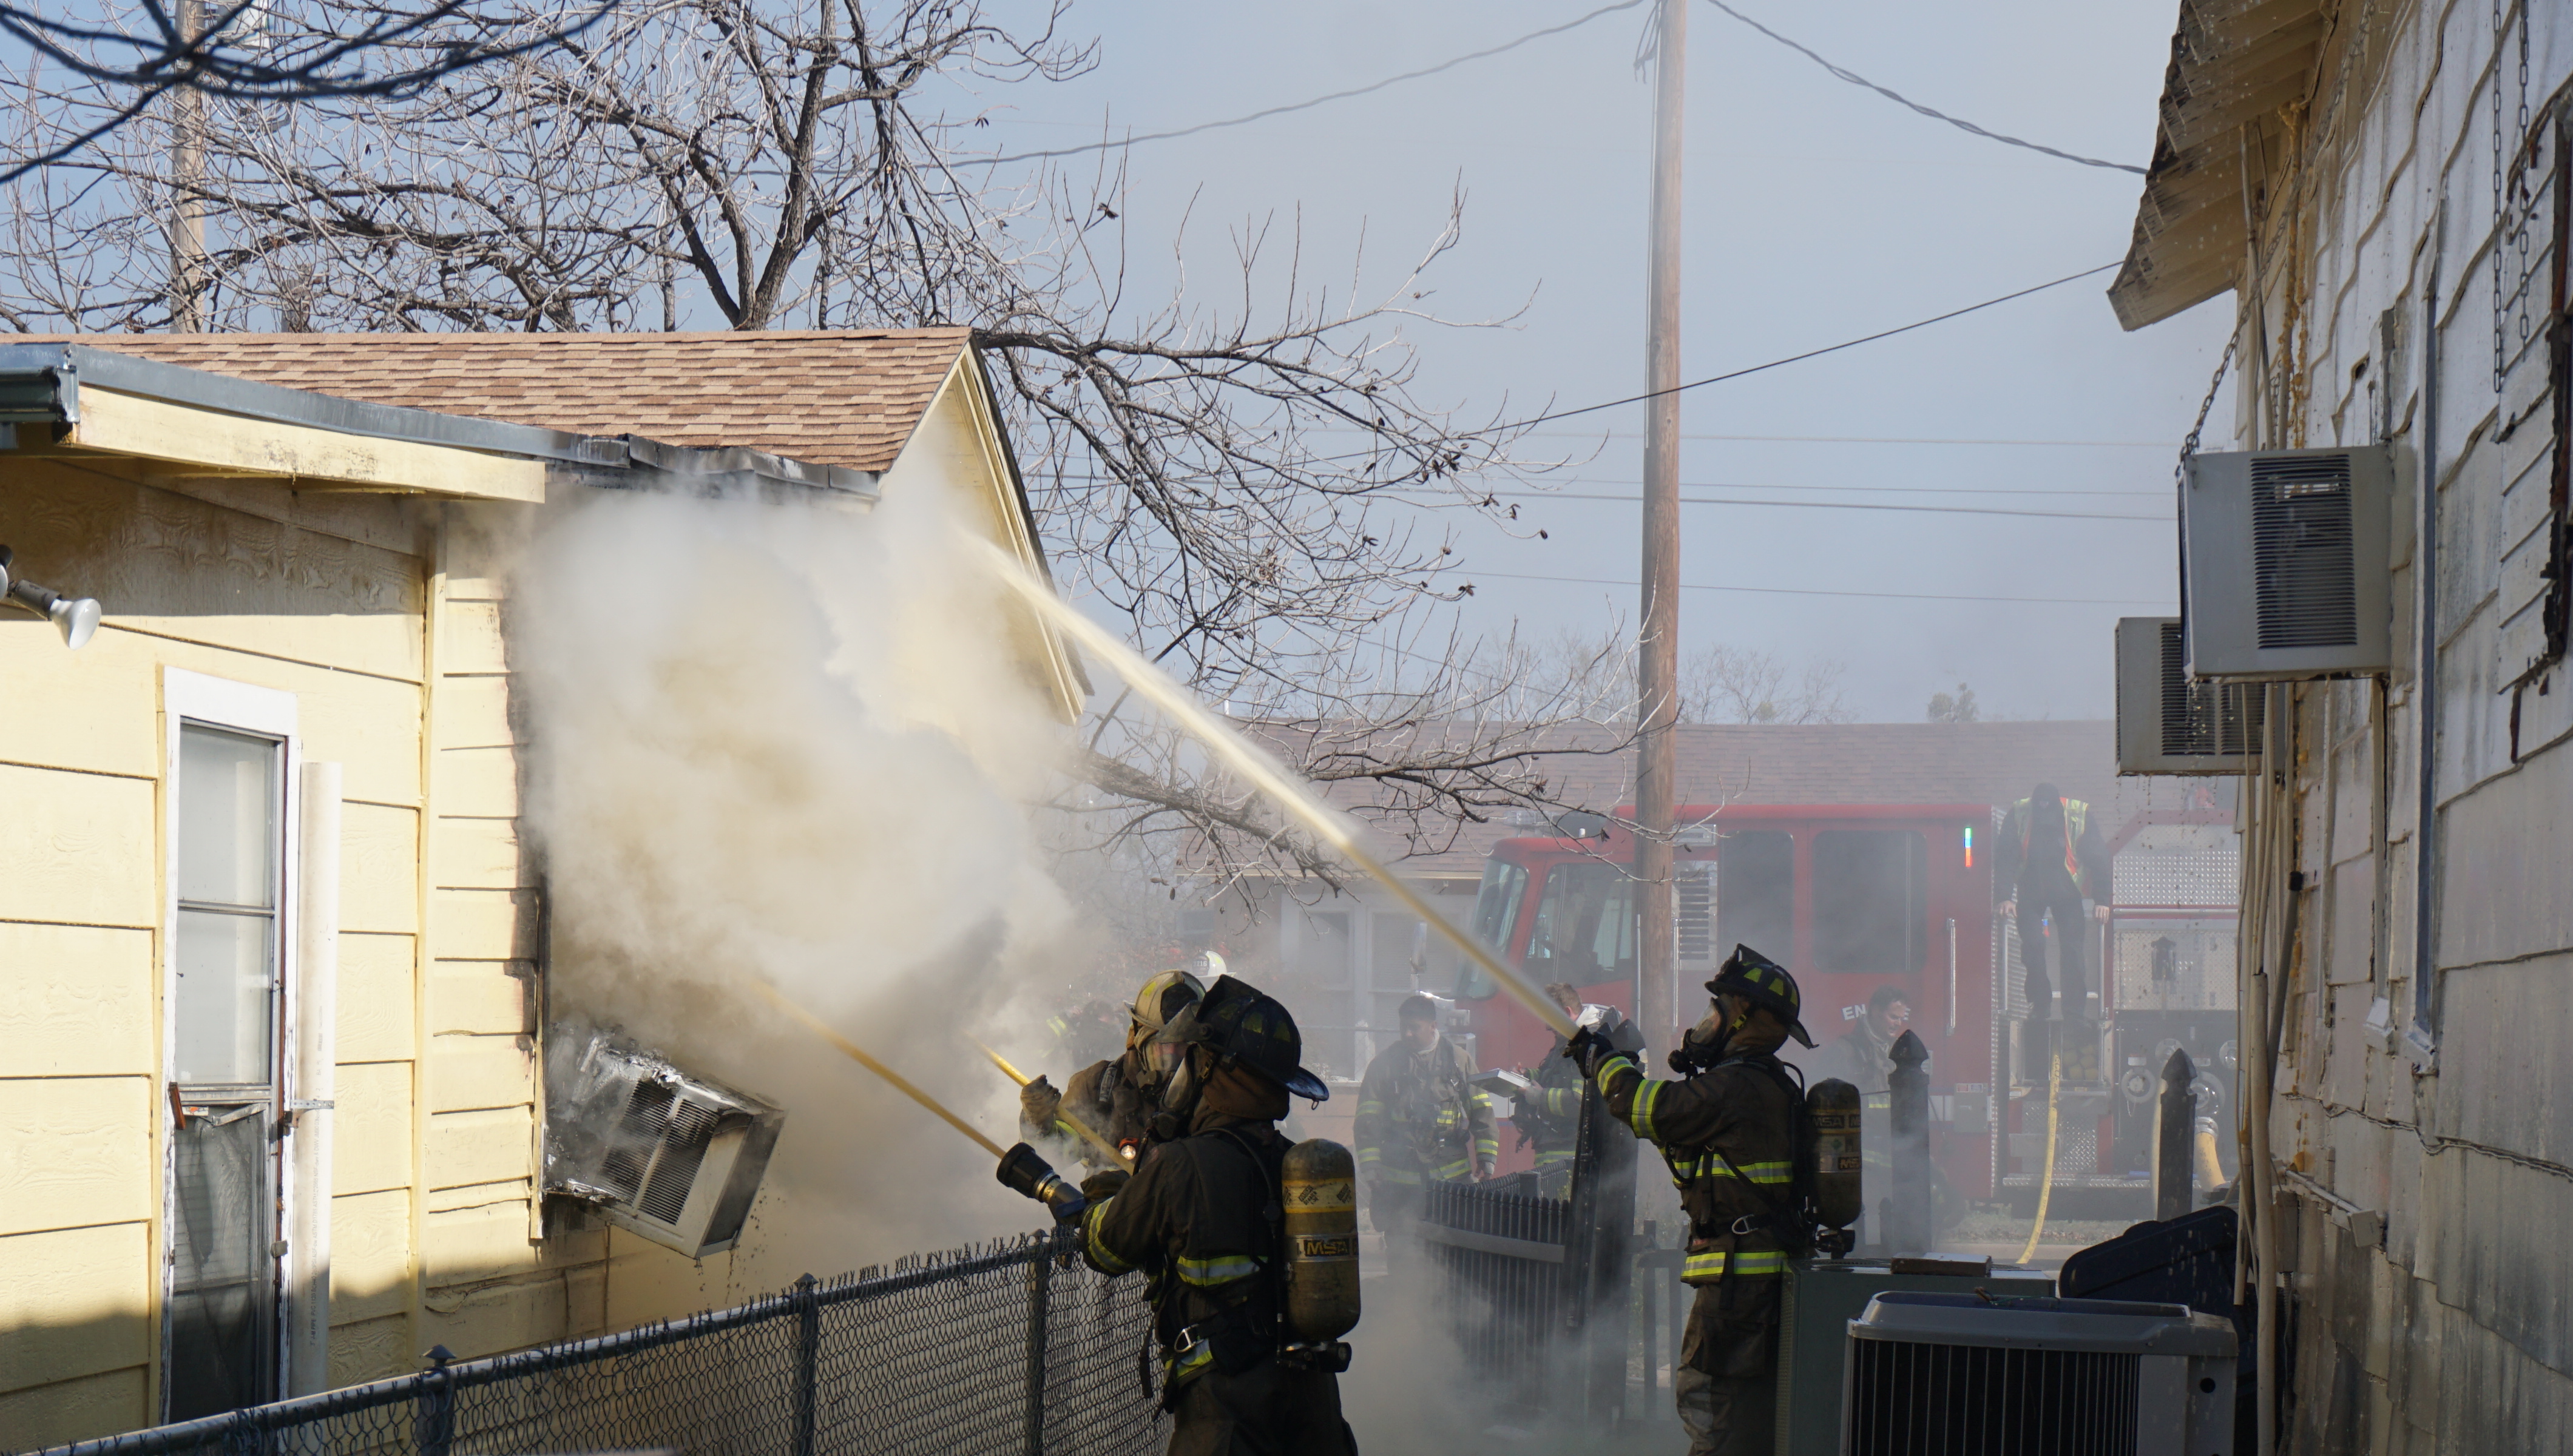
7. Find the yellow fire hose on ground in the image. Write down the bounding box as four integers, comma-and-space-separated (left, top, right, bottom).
976, 1040, 1129, 1167
2015, 1051, 2062, 1266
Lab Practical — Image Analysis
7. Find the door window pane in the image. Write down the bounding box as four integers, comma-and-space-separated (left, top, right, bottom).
1813, 830, 1927, 974
164, 1109, 274, 1421
178, 728, 275, 909
1301, 912, 1352, 988
174, 723, 279, 1087
1715, 831, 1795, 967
173, 910, 273, 1085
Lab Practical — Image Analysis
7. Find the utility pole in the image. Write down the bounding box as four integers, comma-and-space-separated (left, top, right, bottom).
1634, 0, 1686, 1057
167, 0, 206, 332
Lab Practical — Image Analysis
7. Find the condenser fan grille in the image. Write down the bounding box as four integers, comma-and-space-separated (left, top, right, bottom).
2251, 454, 2359, 649
2157, 619, 2262, 757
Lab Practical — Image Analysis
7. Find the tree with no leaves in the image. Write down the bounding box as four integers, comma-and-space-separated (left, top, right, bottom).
0, 0, 1612, 884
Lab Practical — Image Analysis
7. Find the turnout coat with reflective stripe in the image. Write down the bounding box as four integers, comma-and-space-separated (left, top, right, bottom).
1353, 1036, 1497, 1185
1595, 1050, 1799, 1284
1080, 1113, 1290, 1391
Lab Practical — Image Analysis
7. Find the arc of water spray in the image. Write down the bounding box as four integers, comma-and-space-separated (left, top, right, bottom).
975, 540, 1578, 1043
756, 981, 1007, 1159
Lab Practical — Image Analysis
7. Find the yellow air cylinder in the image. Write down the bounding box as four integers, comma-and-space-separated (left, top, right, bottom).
2194, 1114, 2228, 1193
1808, 1077, 1864, 1235
1281, 1139, 1362, 1340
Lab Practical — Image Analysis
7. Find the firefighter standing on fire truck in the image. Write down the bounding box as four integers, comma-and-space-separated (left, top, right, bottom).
1996, 782, 2113, 1079
1570, 946, 1814, 1456
1354, 994, 1496, 1245
1021, 969, 1205, 1160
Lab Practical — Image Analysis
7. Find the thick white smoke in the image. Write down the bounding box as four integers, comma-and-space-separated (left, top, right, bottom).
505, 479, 1079, 1295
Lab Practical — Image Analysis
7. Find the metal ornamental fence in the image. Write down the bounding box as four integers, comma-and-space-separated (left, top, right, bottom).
25, 1230, 1162, 1456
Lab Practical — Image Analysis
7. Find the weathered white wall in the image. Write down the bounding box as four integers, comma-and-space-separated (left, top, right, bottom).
2236, 0, 2573, 1449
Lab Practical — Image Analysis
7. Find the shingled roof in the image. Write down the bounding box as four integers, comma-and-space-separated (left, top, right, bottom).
54, 329, 972, 473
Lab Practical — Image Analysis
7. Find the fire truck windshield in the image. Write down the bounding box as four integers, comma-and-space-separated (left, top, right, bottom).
1524, 862, 1638, 985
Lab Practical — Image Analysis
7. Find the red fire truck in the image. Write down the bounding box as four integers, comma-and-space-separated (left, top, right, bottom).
1462, 802, 2003, 1208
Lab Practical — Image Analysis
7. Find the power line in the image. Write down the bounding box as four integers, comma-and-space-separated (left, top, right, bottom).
1481, 478, 2165, 498
1515, 431, 2171, 448
1493, 491, 2165, 522
968, 0, 1645, 167
1463, 568, 2169, 607
1702, 0, 2145, 175
1308, 260, 2121, 467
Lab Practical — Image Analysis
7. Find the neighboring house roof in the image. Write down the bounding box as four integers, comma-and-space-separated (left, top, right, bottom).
2106, 1, 2330, 330
54, 328, 970, 473
1281, 718, 2189, 879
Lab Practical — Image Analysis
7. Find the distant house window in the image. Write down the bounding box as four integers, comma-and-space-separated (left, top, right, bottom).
161, 672, 297, 1423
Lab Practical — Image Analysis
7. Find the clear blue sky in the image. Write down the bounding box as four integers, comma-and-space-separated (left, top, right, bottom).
965, 0, 2231, 721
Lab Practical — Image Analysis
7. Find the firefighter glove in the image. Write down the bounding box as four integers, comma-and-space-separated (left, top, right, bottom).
1564, 1026, 1615, 1080
1019, 1075, 1063, 1131
1080, 1168, 1132, 1201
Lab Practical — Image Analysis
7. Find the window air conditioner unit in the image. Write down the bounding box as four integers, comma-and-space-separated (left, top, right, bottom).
2182, 445, 2394, 679
1846, 1292, 2237, 1455
2116, 617, 2266, 774
543, 1022, 786, 1259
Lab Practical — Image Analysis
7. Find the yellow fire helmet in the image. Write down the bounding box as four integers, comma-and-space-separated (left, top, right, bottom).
1131, 969, 1206, 1039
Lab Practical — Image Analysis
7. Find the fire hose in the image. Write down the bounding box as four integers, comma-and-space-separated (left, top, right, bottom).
2014, 1051, 2061, 1266
976, 1040, 1129, 1166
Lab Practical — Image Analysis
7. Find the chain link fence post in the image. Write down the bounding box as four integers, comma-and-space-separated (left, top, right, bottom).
1023, 1235, 1055, 1456
414, 1344, 456, 1456
791, 1274, 820, 1456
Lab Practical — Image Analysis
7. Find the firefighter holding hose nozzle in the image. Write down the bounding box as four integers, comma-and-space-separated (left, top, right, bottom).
999, 976, 1360, 1455
1019, 968, 1206, 1164
1568, 945, 1839, 1456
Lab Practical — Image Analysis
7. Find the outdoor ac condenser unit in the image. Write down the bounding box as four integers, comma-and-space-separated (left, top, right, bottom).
1674, 860, 1717, 978
2182, 445, 2394, 679
2116, 617, 2266, 774
1844, 1292, 2237, 1456
543, 1022, 786, 1259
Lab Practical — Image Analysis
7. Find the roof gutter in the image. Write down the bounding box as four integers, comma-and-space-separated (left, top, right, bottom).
0, 342, 879, 502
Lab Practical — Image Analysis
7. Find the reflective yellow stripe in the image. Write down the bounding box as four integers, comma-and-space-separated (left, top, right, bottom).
1473, 1139, 1500, 1158
1355, 1146, 1384, 1164
1355, 1100, 1386, 1116
1709, 1159, 1793, 1185
1594, 1055, 1638, 1095
1544, 1088, 1582, 1116
1177, 1254, 1261, 1287
1166, 1338, 1215, 1387
1629, 1078, 1665, 1141
1534, 1149, 1576, 1168
1433, 1159, 1473, 1181
1374, 1167, 1422, 1187
1082, 1200, 1132, 1275
1681, 1248, 1787, 1282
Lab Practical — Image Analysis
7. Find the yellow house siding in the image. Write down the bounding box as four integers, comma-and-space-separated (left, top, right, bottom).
0, 763, 155, 929
0, 1222, 152, 1392
0, 1368, 150, 1452
0, 923, 154, 1076
0, 1079, 154, 1236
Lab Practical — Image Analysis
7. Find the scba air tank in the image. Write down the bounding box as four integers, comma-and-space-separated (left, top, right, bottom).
1280, 1139, 1361, 1340
1807, 1077, 1864, 1236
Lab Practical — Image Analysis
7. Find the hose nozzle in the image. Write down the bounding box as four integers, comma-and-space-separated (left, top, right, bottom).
996, 1142, 1089, 1224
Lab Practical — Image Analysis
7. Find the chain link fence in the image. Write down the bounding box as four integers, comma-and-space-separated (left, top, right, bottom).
23, 1228, 1164, 1456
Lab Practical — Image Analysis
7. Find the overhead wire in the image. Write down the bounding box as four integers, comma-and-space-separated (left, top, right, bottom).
1473, 491, 2165, 522
1457, 568, 2170, 607
1701, 0, 2145, 175
968, 0, 1645, 167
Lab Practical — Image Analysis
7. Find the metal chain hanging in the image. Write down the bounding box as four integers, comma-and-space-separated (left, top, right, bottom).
2493, 0, 2541, 394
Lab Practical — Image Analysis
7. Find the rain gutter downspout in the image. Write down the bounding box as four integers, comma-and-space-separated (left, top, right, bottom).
2409, 220, 2444, 1068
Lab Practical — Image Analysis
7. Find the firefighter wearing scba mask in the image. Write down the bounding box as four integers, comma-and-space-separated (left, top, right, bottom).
1020, 969, 1205, 1162
1003, 976, 1359, 1456
1568, 945, 1814, 1456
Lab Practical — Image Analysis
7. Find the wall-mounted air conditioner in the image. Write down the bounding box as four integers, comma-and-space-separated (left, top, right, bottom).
1844, 1292, 2237, 1455
544, 1022, 786, 1259
2182, 445, 2394, 679
2116, 617, 2266, 774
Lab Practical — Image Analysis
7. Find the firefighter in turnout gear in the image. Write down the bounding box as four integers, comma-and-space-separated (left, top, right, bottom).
1021, 971, 1205, 1162
1511, 983, 1595, 1195
1067, 976, 1359, 1456
1569, 945, 1816, 1456
1353, 995, 1496, 1241
1996, 783, 2114, 1079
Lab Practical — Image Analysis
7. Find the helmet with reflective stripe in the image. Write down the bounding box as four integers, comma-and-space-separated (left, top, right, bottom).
1131, 969, 1206, 1036
1706, 943, 1816, 1049
1156, 974, 1330, 1102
